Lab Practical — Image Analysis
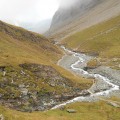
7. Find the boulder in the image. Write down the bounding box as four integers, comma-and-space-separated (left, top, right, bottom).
0, 114, 4, 120
20, 88, 28, 96
59, 106, 65, 111
19, 84, 25, 88
67, 109, 77, 113
108, 102, 120, 108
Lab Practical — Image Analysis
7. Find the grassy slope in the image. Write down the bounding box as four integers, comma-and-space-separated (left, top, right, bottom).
0, 21, 93, 118
0, 19, 119, 120
0, 101, 120, 120
62, 15, 120, 69
0, 21, 62, 66
0, 21, 91, 85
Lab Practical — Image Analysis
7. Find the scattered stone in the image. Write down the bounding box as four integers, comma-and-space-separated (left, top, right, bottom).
11, 79, 14, 84
55, 95, 62, 99
0, 66, 5, 72
19, 84, 25, 88
3, 71, 6, 77
0, 63, 85, 112
0, 94, 2, 98
50, 83, 56, 87
62, 94, 74, 100
112, 58, 118, 62
37, 106, 45, 111
119, 64, 120, 68
108, 102, 120, 108
0, 114, 4, 120
21, 70, 26, 75
20, 88, 28, 96
59, 106, 65, 111
77, 90, 90, 96
67, 109, 77, 113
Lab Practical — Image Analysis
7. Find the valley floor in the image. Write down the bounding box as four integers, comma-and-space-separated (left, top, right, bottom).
0, 12, 120, 120
52, 46, 120, 107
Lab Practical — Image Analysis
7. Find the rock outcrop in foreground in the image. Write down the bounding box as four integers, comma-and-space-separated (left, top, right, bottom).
0, 63, 89, 112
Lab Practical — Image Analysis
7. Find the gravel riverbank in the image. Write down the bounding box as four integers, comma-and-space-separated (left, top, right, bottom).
52, 46, 120, 109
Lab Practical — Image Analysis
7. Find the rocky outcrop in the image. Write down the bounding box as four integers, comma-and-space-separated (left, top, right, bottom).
0, 63, 86, 112
0, 114, 4, 120
67, 109, 77, 113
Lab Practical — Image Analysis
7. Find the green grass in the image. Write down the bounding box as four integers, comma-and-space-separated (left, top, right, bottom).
0, 21, 92, 86
0, 101, 120, 120
0, 14, 120, 120
0, 20, 94, 119
62, 15, 120, 69
0, 31, 61, 66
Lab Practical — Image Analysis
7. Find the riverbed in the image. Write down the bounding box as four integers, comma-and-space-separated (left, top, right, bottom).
52, 46, 120, 109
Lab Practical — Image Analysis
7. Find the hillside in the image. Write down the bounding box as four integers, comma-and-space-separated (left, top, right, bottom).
0, 21, 92, 112
47, 0, 120, 41
49, 0, 102, 32
61, 15, 120, 70
0, 20, 62, 65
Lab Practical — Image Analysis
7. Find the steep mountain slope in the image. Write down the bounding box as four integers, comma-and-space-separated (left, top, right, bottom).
49, 0, 102, 32
0, 20, 92, 112
47, 0, 120, 41
0, 20, 61, 65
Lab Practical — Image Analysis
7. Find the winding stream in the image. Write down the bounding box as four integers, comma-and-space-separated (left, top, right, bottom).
52, 46, 119, 109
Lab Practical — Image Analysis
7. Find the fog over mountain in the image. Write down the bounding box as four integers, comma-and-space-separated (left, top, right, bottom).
0, 0, 59, 33
49, 0, 102, 33
59, 0, 93, 8
47, 0, 120, 40
19, 19, 52, 34
0, 0, 95, 33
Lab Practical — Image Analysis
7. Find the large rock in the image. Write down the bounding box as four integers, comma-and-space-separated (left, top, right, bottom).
0, 114, 4, 120
67, 109, 77, 113
20, 88, 28, 96
108, 102, 120, 108
49, 0, 101, 32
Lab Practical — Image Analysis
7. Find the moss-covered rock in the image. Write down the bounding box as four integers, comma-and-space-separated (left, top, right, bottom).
86, 59, 101, 69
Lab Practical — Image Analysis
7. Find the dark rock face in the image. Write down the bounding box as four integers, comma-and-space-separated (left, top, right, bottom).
49, 0, 102, 33
0, 63, 85, 112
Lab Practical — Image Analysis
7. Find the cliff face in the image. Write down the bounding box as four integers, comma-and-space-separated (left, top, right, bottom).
49, 0, 101, 32
48, 0, 120, 41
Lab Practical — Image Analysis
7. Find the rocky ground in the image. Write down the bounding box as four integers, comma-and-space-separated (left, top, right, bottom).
88, 66, 120, 98
0, 63, 90, 112
58, 47, 120, 102
50, 46, 120, 109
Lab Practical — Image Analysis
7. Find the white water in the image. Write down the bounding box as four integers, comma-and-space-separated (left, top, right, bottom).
52, 46, 119, 109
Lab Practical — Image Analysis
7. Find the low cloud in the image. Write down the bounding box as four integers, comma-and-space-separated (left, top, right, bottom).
0, 0, 58, 24
58, 0, 93, 8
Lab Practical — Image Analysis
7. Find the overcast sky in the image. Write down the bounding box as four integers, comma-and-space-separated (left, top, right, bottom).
0, 0, 84, 25
0, 0, 60, 25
